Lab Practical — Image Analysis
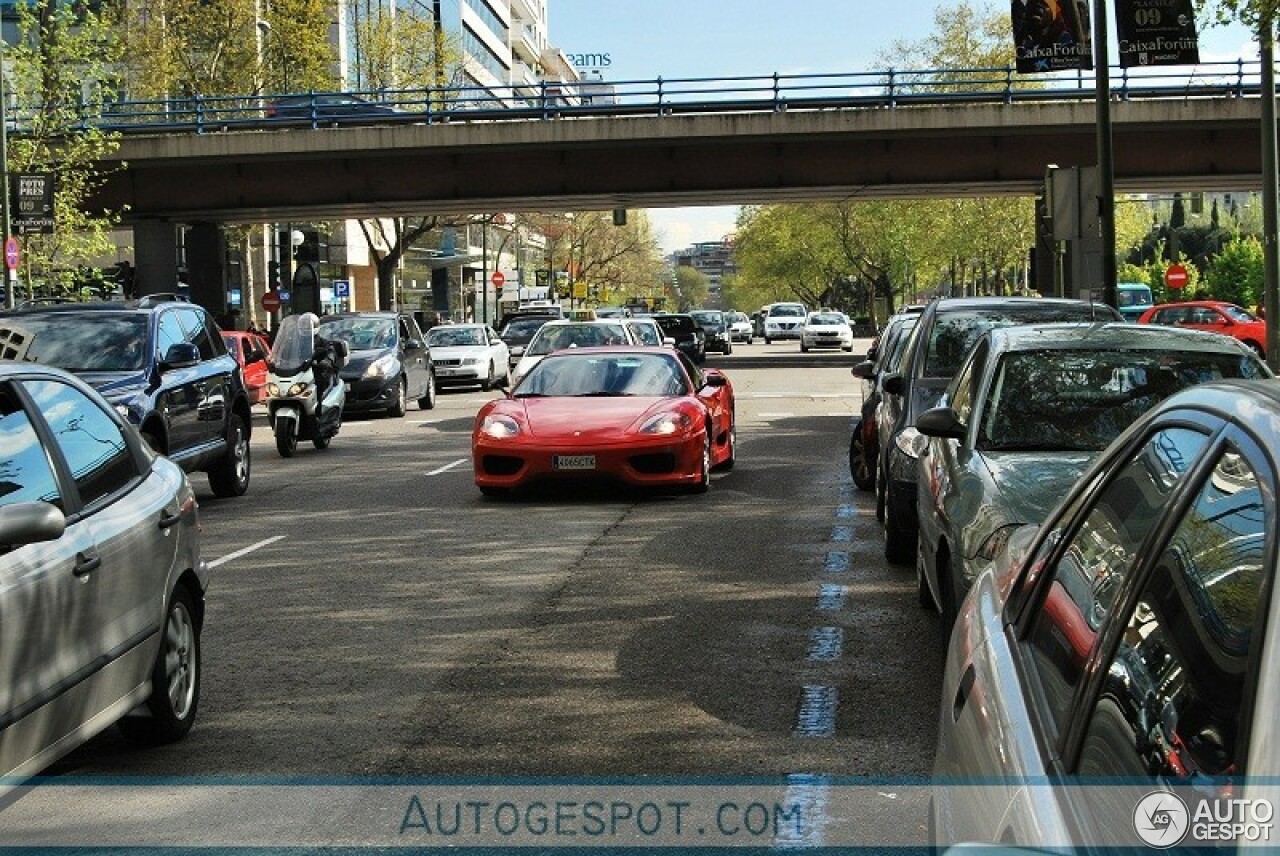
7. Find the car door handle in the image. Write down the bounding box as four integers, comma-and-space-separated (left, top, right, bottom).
952, 663, 977, 722
73, 552, 102, 577
158, 510, 183, 530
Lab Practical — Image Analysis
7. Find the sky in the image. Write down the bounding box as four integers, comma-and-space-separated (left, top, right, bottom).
546, 0, 1259, 253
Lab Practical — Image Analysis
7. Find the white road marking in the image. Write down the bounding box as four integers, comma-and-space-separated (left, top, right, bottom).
411, 419, 440, 426
757, 412, 796, 419
208, 536, 286, 569
425, 458, 469, 476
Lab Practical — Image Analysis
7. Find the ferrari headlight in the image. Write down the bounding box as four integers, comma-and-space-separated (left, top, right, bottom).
640, 411, 693, 435
287, 382, 310, 397
894, 427, 927, 459
481, 414, 520, 439
365, 354, 399, 378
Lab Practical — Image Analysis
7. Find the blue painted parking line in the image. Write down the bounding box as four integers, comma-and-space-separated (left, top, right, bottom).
806, 627, 844, 662
824, 551, 850, 574
793, 685, 838, 738
830, 525, 852, 542
816, 584, 847, 611
835, 504, 855, 519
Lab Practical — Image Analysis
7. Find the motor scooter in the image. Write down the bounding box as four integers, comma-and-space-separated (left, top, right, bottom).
267, 313, 347, 457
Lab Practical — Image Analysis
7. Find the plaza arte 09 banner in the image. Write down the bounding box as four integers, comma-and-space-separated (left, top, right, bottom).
1113, 0, 1201, 68
1011, 0, 1093, 73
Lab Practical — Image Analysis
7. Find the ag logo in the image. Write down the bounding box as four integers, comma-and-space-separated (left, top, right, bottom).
1134, 791, 1189, 848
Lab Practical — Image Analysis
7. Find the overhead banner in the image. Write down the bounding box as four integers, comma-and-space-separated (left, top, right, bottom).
1011, 0, 1093, 73
1115, 0, 1200, 67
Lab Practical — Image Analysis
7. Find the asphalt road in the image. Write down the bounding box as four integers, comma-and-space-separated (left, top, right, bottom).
29, 341, 948, 845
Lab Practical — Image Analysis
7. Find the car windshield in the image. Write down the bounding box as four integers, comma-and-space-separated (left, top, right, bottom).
690, 312, 724, 330
317, 317, 396, 351
977, 348, 1269, 452
654, 316, 695, 335
770, 305, 805, 317
628, 322, 662, 346
428, 326, 485, 347
0, 313, 148, 372
1223, 304, 1257, 323
516, 353, 688, 398
1117, 288, 1152, 308
527, 323, 630, 356
501, 317, 554, 338
926, 306, 1107, 378
808, 313, 846, 325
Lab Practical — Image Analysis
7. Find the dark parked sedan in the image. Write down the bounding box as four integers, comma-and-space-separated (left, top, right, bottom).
654, 314, 707, 364
0, 301, 253, 498
266, 93, 399, 123
318, 312, 435, 416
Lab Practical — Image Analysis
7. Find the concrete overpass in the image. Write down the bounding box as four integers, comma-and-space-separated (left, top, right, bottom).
92, 96, 1270, 224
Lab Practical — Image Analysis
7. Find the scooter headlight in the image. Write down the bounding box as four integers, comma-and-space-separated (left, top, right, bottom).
287, 382, 311, 397
267, 382, 281, 397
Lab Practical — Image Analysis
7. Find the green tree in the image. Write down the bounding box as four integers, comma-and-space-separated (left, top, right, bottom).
1203, 237, 1264, 307
671, 265, 710, 311
8, 0, 125, 296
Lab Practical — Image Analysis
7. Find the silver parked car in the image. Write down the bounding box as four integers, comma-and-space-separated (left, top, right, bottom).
915, 322, 1271, 625
932, 379, 1280, 850
0, 364, 208, 780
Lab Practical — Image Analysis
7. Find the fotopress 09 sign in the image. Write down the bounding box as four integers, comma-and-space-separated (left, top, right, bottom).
11, 172, 55, 235
1011, 0, 1093, 73
1115, 0, 1200, 67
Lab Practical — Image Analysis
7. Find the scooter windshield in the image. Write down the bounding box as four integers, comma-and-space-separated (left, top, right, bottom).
269, 314, 316, 375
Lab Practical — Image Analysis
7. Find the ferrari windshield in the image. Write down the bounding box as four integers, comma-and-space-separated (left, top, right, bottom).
516, 352, 689, 398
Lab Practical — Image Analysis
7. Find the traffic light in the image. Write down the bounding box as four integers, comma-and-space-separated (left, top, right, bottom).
268, 261, 281, 291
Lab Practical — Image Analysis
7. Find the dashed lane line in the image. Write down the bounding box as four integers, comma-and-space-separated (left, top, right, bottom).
425, 458, 469, 476
208, 536, 286, 569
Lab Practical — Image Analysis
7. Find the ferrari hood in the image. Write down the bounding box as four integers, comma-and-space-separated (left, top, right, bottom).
515, 396, 671, 439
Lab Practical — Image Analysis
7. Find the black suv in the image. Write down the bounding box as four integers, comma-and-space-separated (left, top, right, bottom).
0, 301, 253, 498
654, 314, 707, 364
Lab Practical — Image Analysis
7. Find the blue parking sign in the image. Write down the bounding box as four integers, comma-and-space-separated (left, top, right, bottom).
333, 280, 350, 298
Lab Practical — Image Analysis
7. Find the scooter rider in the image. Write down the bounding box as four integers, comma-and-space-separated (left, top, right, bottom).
304, 313, 341, 419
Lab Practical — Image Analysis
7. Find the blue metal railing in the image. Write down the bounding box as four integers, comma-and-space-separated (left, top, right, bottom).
8, 60, 1260, 136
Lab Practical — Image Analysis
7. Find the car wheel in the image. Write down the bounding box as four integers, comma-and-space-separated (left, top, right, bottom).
684, 432, 711, 494
418, 371, 437, 410
313, 435, 331, 450
884, 483, 915, 565
875, 461, 887, 523
207, 413, 250, 497
746, 335, 753, 345
724, 341, 733, 356
801, 341, 809, 353
715, 421, 736, 471
764, 336, 772, 345
481, 362, 495, 391
276, 429, 297, 458
848, 422, 875, 492
388, 377, 407, 418
118, 586, 200, 745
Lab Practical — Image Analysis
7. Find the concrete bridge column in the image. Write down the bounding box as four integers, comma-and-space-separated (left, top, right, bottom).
183, 222, 227, 314
133, 221, 179, 296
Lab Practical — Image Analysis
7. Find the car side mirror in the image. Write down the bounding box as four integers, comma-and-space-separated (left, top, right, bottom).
851, 360, 876, 380
161, 342, 200, 370
916, 406, 966, 440
0, 501, 67, 547
663, 337, 676, 347
703, 372, 728, 388
404, 339, 423, 351
881, 372, 905, 396
332, 340, 350, 359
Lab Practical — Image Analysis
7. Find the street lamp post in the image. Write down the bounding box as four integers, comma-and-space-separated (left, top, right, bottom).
0, 39, 14, 310
1092, 0, 1118, 309
1261, 13, 1280, 372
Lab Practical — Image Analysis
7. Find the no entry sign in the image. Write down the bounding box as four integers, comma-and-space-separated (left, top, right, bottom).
1165, 264, 1189, 290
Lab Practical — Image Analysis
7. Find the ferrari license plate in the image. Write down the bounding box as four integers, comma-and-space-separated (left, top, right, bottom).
553, 455, 596, 470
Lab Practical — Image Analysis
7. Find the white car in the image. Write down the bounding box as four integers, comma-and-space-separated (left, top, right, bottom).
426, 324, 511, 391
800, 310, 854, 352
727, 311, 753, 344
624, 316, 666, 347
511, 319, 637, 385
762, 302, 807, 343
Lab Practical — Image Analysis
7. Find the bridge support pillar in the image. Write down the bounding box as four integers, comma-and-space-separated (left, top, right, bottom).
133, 221, 179, 297
184, 223, 227, 315
432, 266, 450, 316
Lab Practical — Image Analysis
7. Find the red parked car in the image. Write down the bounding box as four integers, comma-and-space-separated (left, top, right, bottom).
472, 347, 735, 497
1137, 300, 1268, 357
222, 330, 272, 405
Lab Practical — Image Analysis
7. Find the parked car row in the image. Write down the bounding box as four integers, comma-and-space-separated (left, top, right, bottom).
848, 294, 1280, 851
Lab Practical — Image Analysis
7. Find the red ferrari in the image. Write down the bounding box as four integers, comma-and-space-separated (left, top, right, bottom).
472, 347, 735, 496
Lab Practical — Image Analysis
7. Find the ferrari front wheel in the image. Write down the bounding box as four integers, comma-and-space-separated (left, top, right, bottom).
684, 432, 711, 494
